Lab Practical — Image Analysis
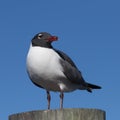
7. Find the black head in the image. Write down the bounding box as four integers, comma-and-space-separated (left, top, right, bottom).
32, 32, 58, 48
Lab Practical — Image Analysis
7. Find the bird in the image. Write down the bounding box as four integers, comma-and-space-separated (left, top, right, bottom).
26, 32, 101, 109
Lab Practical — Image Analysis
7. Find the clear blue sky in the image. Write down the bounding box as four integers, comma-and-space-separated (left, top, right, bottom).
0, 0, 120, 120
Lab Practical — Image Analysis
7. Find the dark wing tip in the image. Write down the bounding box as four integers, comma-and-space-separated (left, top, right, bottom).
87, 83, 102, 92
87, 83, 102, 89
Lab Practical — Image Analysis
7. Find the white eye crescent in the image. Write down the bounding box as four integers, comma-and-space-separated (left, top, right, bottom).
38, 34, 43, 39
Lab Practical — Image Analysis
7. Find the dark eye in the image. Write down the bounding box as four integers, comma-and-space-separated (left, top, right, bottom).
38, 34, 43, 39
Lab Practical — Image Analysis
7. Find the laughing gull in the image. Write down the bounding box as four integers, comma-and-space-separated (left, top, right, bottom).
26, 32, 101, 109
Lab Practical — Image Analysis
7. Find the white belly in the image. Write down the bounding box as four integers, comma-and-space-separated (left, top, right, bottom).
27, 46, 64, 90
26, 45, 79, 92
27, 45, 64, 79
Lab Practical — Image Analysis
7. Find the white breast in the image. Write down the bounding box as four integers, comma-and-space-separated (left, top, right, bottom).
26, 45, 79, 92
26, 45, 65, 81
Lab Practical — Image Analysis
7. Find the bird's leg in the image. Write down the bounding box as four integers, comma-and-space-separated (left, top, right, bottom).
60, 92, 64, 109
46, 91, 51, 110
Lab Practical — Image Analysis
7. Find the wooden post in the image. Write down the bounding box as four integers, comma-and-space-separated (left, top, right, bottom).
9, 108, 105, 120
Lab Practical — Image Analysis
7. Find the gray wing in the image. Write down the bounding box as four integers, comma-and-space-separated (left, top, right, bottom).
55, 49, 78, 68
54, 49, 86, 85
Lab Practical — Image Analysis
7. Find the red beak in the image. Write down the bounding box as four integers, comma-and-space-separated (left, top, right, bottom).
47, 36, 58, 42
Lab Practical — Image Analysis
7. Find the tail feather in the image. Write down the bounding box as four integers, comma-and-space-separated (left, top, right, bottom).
86, 83, 101, 93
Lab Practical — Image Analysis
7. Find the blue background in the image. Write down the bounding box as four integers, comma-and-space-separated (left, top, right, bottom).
0, 0, 120, 120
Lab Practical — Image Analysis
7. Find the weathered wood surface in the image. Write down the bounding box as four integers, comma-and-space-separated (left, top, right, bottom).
9, 108, 105, 120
